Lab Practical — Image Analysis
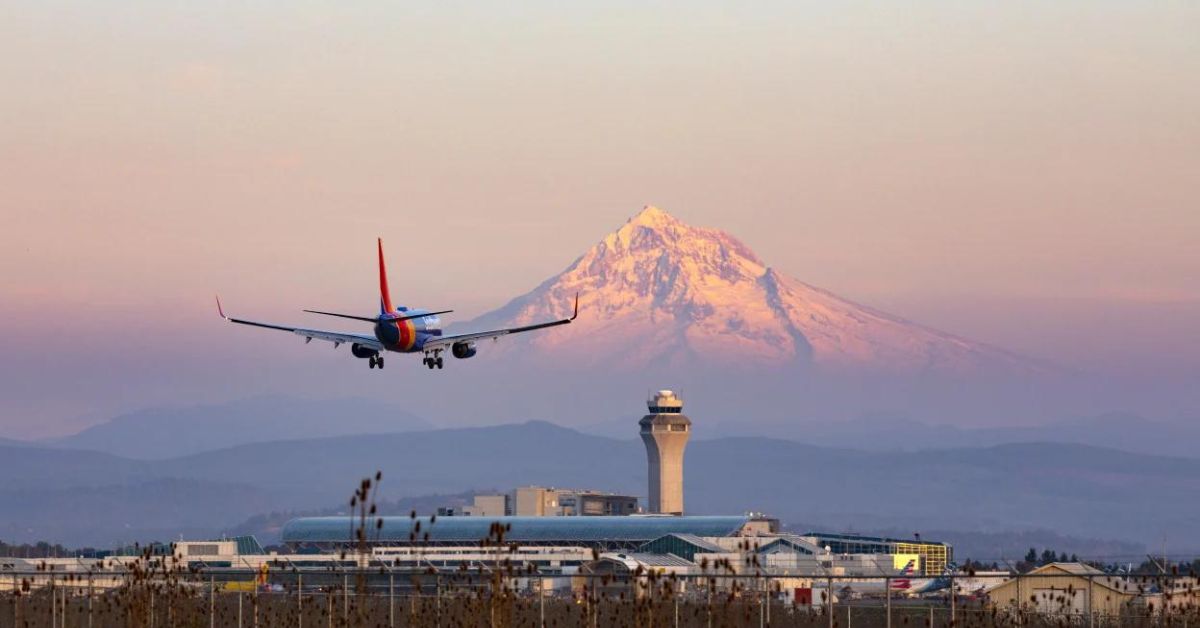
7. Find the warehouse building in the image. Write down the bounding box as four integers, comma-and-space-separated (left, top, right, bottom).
985, 563, 1140, 616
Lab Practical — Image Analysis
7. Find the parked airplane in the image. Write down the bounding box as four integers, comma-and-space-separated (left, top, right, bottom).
217, 239, 578, 370
906, 562, 961, 595
831, 559, 919, 598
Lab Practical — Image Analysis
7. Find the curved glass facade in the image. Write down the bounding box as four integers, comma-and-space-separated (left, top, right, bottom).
282, 515, 751, 548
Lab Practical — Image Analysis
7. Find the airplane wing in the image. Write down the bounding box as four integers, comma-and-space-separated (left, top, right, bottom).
420, 293, 579, 352
216, 297, 384, 351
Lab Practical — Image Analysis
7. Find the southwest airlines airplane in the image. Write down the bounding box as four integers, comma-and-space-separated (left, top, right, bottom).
217, 239, 578, 370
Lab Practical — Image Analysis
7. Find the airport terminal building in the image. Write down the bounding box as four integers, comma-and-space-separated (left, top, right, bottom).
800, 532, 953, 576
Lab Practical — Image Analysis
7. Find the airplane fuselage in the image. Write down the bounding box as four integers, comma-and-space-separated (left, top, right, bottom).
373, 310, 443, 352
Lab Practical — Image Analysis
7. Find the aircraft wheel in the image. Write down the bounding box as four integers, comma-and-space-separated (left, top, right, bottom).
369, 356, 377, 369
377, 357, 384, 369
436, 357, 444, 369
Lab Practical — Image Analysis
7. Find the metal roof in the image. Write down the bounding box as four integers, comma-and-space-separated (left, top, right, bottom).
621, 553, 696, 568
282, 515, 751, 545
759, 536, 819, 555
1039, 562, 1105, 576
802, 531, 947, 547
231, 535, 264, 555
639, 533, 725, 554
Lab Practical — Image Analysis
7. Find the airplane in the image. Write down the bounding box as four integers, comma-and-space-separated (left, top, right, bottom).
906, 562, 960, 595
827, 559, 919, 598
216, 239, 578, 370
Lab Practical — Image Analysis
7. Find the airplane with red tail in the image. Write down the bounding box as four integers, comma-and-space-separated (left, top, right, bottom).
217, 239, 578, 370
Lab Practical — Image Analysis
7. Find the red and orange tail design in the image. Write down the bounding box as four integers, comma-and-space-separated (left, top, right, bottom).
378, 238, 394, 315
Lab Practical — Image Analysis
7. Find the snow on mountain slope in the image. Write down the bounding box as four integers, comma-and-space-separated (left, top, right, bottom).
461, 206, 1034, 374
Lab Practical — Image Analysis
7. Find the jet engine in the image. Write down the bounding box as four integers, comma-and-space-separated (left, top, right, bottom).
351, 343, 379, 359
451, 342, 477, 359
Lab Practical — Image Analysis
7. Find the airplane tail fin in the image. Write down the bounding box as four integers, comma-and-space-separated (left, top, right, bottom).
378, 238, 394, 314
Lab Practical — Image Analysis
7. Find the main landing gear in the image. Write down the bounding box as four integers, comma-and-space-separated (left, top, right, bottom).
368, 355, 385, 369
422, 351, 444, 370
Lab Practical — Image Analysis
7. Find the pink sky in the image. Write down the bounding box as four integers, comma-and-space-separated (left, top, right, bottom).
1, 2, 1197, 437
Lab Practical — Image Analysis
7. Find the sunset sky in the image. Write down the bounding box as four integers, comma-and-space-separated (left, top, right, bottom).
2, 2, 1197, 437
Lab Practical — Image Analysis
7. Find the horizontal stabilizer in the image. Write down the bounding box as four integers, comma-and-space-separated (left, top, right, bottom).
302, 310, 380, 323
391, 309, 454, 322
304, 309, 454, 323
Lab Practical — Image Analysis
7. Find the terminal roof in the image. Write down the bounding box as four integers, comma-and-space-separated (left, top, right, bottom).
283, 515, 751, 545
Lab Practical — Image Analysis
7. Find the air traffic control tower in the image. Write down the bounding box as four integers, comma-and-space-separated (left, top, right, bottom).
639, 390, 692, 515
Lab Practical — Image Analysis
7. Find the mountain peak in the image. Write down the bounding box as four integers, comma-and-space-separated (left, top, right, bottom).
463, 205, 1033, 374
627, 204, 677, 227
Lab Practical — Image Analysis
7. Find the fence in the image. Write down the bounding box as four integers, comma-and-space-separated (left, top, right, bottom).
1, 567, 1198, 628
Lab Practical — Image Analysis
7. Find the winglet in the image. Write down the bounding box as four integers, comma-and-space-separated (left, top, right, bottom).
569, 292, 580, 321
215, 295, 228, 320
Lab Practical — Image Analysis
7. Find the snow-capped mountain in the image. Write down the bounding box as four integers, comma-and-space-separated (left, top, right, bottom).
462, 206, 1033, 374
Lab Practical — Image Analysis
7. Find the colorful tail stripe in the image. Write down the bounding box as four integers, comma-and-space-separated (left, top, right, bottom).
891, 559, 916, 588
378, 238, 416, 350
378, 238, 394, 314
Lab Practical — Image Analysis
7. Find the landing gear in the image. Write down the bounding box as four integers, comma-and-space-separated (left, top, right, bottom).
369, 355, 385, 369
423, 351, 444, 370
369, 356, 376, 369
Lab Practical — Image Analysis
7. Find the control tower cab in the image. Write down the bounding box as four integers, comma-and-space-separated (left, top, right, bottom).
639, 390, 692, 515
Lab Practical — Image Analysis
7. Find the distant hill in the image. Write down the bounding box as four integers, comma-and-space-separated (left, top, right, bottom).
159, 421, 637, 506
0, 478, 286, 548
5, 422, 1200, 549
786, 412, 1200, 458
48, 396, 431, 459
0, 443, 150, 490
577, 411, 1200, 458
0, 442, 287, 546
